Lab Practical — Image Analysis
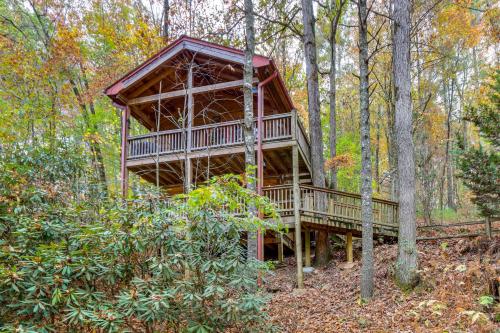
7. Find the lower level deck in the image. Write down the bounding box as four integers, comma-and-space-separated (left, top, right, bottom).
265, 184, 398, 237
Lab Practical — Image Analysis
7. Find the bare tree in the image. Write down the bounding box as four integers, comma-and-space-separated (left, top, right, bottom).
318, 0, 347, 189
301, 0, 328, 266
393, 0, 419, 289
357, 0, 373, 300
162, 0, 170, 41
243, 0, 257, 259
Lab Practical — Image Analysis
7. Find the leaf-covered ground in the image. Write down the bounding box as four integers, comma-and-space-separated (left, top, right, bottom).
266, 236, 499, 332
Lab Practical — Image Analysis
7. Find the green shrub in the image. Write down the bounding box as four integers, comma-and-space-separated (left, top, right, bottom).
0, 144, 280, 332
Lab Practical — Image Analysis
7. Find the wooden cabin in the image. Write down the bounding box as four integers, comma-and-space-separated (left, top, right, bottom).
105, 36, 398, 281
105, 36, 310, 194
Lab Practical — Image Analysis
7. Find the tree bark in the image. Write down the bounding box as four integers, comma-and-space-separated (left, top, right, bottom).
328, 35, 337, 189
393, 0, 419, 289
162, 0, 170, 41
375, 106, 381, 193
301, 0, 328, 266
243, 0, 257, 260
69, 78, 107, 197
358, 0, 373, 300
327, 0, 346, 190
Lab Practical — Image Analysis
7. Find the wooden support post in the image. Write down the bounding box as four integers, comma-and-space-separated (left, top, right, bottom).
256, 72, 276, 262
293, 145, 304, 288
304, 228, 311, 267
278, 234, 284, 262
346, 232, 353, 263
185, 64, 194, 193
485, 217, 492, 239
120, 105, 130, 198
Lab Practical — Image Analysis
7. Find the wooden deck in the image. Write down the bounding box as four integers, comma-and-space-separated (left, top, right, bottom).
126, 112, 310, 169
264, 184, 399, 238
124, 111, 312, 192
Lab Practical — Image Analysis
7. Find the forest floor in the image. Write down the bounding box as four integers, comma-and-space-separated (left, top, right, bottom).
265, 232, 499, 332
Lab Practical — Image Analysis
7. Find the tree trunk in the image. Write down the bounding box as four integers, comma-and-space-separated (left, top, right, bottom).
388, 21, 398, 201
70, 78, 107, 197
301, 0, 328, 266
328, 36, 337, 189
358, 0, 373, 300
243, 0, 257, 260
327, 0, 346, 190
441, 79, 456, 211
162, 0, 170, 41
415, 31, 435, 225
375, 106, 381, 193
393, 0, 419, 289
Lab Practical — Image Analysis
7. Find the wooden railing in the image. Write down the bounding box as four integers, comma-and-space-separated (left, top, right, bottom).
299, 185, 398, 228
128, 129, 185, 158
262, 184, 398, 230
192, 119, 243, 150
262, 114, 292, 141
262, 185, 294, 217
128, 113, 294, 159
295, 118, 310, 162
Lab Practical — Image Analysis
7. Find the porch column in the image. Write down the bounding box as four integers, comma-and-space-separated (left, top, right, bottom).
256, 72, 277, 261
185, 64, 194, 193
293, 144, 304, 288
120, 105, 130, 198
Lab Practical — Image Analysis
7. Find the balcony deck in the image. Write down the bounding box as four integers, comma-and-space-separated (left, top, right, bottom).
125, 112, 311, 171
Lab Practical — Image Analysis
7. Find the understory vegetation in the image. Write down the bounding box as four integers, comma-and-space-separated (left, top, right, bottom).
0, 144, 281, 332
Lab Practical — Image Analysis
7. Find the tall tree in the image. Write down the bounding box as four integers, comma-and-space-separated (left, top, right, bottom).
393, 0, 419, 289
243, 0, 257, 259
162, 0, 170, 41
357, 0, 373, 300
321, 0, 347, 189
301, 0, 329, 266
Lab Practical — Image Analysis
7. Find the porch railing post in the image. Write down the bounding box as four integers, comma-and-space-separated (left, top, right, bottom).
291, 109, 297, 141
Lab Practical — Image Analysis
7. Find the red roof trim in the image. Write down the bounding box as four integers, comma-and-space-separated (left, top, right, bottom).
104, 35, 269, 97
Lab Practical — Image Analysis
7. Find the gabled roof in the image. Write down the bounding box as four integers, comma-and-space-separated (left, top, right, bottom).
105, 35, 271, 97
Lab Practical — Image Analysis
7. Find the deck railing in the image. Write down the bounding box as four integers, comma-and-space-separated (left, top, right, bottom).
128, 113, 295, 159
263, 184, 398, 229
128, 129, 184, 158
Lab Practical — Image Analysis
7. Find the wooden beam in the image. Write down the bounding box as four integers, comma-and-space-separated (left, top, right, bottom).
129, 78, 259, 105
129, 67, 175, 99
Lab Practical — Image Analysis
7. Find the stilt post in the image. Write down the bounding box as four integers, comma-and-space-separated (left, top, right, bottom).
293, 145, 304, 288
185, 64, 194, 193
256, 72, 277, 261
346, 232, 353, 263
278, 234, 284, 262
119, 104, 130, 198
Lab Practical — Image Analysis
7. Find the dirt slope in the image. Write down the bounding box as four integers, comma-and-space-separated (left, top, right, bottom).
266, 237, 499, 332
